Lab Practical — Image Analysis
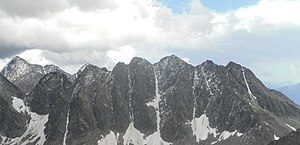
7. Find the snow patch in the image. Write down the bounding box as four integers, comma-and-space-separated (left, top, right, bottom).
189, 114, 243, 143
285, 123, 296, 131
11, 96, 28, 113
218, 130, 242, 141
123, 122, 144, 145
274, 134, 280, 140
189, 114, 218, 142
98, 131, 118, 145
236, 132, 243, 137
145, 132, 170, 145
2, 97, 49, 145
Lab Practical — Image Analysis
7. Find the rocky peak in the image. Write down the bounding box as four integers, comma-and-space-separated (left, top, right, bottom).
1, 56, 31, 81
201, 60, 216, 66
158, 55, 188, 67
44, 65, 64, 74
1, 55, 300, 145
0, 56, 72, 93
226, 61, 243, 70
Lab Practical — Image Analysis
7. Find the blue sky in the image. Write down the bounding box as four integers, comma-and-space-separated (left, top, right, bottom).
160, 0, 259, 13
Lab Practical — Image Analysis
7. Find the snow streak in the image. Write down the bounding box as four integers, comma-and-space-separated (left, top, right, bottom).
127, 68, 134, 122
145, 68, 170, 145
242, 68, 257, 100
63, 109, 70, 145
201, 67, 213, 95
192, 69, 198, 120
285, 123, 296, 131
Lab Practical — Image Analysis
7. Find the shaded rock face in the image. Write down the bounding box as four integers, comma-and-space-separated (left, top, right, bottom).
154, 55, 195, 143
67, 64, 112, 145
1, 55, 300, 145
0, 56, 72, 93
0, 75, 26, 139
28, 72, 72, 145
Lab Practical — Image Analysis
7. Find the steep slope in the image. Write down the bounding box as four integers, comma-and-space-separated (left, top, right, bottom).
0, 75, 27, 142
2, 55, 300, 145
1, 72, 72, 145
268, 129, 300, 145
66, 64, 113, 145
277, 83, 300, 105
28, 72, 72, 145
0, 56, 72, 93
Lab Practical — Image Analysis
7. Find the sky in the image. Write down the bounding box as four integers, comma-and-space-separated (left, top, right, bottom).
0, 0, 300, 88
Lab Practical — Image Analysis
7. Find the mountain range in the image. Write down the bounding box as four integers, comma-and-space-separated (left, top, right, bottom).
0, 55, 300, 145
277, 84, 300, 105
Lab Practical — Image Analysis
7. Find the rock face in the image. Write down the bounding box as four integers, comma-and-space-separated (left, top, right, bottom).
28, 72, 72, 145
0, 56, 72, 93
1, 55, 300, 145
268, 129, 300, 145
0, 75, 27, 141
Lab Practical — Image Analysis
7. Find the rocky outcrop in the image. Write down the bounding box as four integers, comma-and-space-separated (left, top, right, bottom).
1, 55, 300, 145
268, 129, 300, 145
0, 75, 27, 140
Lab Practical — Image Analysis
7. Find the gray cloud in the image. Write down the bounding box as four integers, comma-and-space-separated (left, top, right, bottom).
0, 0, 69, 17
70, 0, 117, 11
0, 0, 300, 85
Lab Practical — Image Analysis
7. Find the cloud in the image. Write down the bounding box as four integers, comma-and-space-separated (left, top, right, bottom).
107, 45, 136, 64
70, 0, 117, 11
0, 0, 300, 83
0, 0, 69, 17
18, 49, 53, 66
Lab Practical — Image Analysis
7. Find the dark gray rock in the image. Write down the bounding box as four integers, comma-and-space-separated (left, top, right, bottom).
268, 129, 300, 145
154, 55, 195, 143
128, 57, 156, 136
0, 74, 27, 138
27, 72, 72, 145
67, 64, 112, 145
1, 55, 300, 145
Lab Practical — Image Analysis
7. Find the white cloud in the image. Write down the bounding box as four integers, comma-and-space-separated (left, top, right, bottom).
289, 64, 300, 75
18, 49, 53, 66
0, 0, 300, 83
234, 0, 300, 26
107, 45, 136, 64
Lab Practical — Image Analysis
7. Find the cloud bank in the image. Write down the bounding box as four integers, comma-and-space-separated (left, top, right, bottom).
0, 0, 299, 85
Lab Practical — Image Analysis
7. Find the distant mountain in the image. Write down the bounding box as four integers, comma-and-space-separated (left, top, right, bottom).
0, 56, 72, 93
277, 84, 300, 105
1, 55, 300, 145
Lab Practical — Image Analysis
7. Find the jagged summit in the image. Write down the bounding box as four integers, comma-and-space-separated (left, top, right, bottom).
1, 55, 300, 145
0, 56, 71, 93
157, 55, 188, 65
226, 61, 244, 70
